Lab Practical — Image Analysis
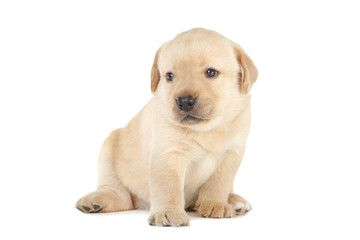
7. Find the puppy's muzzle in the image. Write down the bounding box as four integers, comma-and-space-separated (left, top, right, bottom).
176, 95, 197, 112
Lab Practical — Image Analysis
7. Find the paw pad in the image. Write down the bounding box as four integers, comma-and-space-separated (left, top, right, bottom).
76, 203, 103, 213
83, 205, 91, 211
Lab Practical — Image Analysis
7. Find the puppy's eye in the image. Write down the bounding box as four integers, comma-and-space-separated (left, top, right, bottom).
166, 72, 174, 81
205, 69, 218, 78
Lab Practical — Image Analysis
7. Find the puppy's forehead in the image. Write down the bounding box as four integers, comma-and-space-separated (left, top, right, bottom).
159, 29, 235, 69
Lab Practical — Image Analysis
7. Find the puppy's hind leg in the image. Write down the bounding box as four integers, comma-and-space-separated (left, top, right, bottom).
76, 129, 133, 213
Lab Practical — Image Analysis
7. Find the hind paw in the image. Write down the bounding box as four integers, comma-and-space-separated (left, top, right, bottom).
228, 193, 252, 215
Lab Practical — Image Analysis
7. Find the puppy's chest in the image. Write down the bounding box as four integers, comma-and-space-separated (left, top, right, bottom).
183, 133, 242, 192
182, 124, 243, 186
184, 151, 224, 188
193, 127, 242, 152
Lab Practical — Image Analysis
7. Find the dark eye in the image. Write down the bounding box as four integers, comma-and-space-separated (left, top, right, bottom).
205, 69, 218, 78
166, 72, 174, 81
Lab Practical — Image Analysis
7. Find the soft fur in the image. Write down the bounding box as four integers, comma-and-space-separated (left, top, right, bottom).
76, 28, 258, 227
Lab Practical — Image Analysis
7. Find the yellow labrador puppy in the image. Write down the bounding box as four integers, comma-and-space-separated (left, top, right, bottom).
76, 28, 258, 227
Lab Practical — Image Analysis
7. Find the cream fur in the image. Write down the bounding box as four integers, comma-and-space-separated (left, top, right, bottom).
75, 28, 258, 227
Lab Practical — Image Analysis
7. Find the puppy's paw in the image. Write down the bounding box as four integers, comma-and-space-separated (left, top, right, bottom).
148, 209, 189, 227
76, 191, 105, 213
196, 202, 236, 218
75, 189, 132, 213
228, 193, 252, 215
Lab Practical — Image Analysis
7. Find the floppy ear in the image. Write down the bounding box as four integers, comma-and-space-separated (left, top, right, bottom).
234, 45, 258, 94
151, 48, 161, 93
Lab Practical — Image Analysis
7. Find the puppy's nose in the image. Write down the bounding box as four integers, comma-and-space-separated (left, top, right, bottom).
176, 95, 197, 112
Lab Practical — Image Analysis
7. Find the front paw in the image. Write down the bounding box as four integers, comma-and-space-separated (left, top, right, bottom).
196, 202, 236, 218
148, 209, 189, 227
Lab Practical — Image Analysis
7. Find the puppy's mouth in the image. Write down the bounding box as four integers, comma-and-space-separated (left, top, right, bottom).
180, 113, 207, 124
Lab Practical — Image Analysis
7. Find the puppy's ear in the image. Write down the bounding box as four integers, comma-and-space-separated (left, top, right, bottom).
151, 48, 161, 93
234, 44, 258, 94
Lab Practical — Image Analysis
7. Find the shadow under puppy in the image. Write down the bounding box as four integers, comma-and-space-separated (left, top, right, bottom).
76, 28, 258, 227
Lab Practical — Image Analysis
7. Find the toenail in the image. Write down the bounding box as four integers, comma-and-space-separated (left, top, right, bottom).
93, 204, 100, 210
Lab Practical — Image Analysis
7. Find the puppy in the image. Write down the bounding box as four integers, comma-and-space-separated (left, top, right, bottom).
76, 28, 258, 227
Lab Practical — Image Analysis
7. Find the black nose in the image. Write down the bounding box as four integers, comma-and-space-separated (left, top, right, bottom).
176, 95, 197, 112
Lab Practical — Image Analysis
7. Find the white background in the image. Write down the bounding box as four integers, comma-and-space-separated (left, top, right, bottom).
1, 0, 359, 239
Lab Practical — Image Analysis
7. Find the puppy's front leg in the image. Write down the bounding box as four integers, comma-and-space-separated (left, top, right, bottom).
195, 148, 250, 218
148, 151, 189, 227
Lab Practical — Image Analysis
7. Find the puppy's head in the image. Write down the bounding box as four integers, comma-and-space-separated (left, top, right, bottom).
151, 28, 257, 130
